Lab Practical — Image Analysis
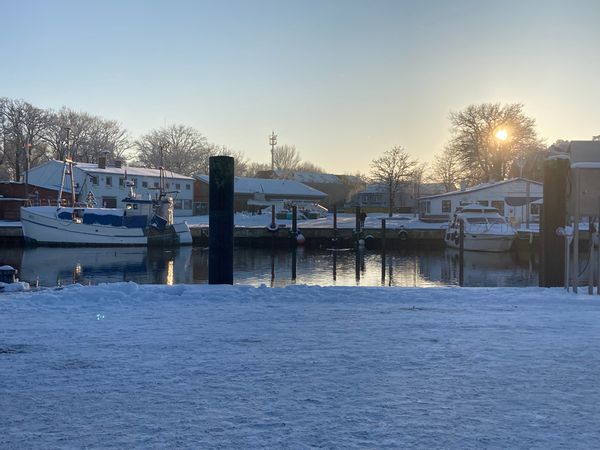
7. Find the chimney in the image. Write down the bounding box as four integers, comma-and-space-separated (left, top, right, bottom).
114, 160, 122, 168
98, 150, 110, 169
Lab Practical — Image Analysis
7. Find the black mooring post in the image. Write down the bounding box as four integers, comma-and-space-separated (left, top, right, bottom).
459, 219, 465, 287
332, 251, 337, 281
209, 156, 234, 284
355, 206, 361, 234
540, 158, 569, 287
292, 205, 298, 236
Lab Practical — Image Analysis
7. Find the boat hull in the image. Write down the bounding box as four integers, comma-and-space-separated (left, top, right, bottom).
445, 234, 515, 252
21, 207, 192, 246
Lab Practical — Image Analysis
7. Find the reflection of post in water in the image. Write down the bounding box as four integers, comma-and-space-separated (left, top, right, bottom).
355, 244, 365, 283
291, 247, 297, 283
332, 250, 337, 281
270, 248, 275, 287
459, 218, 465, 287
388, 260, 393, 286
381, 218, 386, 285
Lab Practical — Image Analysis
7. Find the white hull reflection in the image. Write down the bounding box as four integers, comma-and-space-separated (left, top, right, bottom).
19, 246, 193, 287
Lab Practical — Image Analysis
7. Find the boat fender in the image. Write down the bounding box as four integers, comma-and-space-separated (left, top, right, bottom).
266, 224, 279, 232
398, 229, 409, 241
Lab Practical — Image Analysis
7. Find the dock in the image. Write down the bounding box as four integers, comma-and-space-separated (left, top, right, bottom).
0, 222, 544, 251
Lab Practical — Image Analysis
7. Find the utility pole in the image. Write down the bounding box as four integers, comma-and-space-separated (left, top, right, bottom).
269, 131, 277, 171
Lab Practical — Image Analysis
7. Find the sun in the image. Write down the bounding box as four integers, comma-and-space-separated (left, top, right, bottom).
495, 129, 508, 141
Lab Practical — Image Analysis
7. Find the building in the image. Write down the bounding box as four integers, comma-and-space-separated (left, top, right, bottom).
0, 182, 72, 220
256, 170, 364, 209
419, 178, 543, 225
349, 182, 446, 213
194, 175, 327, 213
25, 159, 195, 216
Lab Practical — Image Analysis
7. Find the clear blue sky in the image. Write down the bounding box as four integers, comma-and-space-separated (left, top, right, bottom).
2, 0, 599, 173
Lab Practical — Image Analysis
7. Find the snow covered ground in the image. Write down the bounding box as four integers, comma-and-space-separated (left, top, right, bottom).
2, 283, 599, 448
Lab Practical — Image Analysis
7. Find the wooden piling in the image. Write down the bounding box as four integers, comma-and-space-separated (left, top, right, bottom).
208, 156, 234, 284
540, 158, 569, 287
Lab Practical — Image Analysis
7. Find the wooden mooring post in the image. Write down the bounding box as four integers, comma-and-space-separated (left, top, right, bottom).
540, 158, 569, 287
208, 156, 234, 284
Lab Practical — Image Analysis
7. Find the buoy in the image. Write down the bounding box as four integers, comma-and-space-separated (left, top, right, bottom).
296, 233, 306, 245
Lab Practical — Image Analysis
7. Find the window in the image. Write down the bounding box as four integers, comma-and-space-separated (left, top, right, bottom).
102, 197, 117, 208
90, 175, 98, 185
530, 204, 541, 215
491, 200, 505, 215
184, 199, 193, 210
174, 199, 183, 209
420, 201, 431, 214
154, 182, 159, 188
441, 200, 451, 213
185, 184, 190, 190
119, 178, 125, 188
105, 176, 112, 187
175, 183, 181, 190
142, 181, 148, 188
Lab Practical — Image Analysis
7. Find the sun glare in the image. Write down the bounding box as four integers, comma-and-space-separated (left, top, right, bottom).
495, 129, 508, 141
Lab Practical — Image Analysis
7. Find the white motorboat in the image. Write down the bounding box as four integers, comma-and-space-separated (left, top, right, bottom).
444, 204, 516, 252
20, 158, 192, 247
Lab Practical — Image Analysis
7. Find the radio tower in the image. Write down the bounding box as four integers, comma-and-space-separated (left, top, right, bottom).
269, 131, 277, 171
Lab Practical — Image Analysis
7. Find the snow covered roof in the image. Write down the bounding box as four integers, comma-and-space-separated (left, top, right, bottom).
268, 170, 362, 185
74, 162, 194, 180
419, 177, 543, 200
197, 175, 327, 198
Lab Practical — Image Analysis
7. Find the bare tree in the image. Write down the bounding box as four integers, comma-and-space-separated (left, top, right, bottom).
247, 162, 271, 177
430, 146, 463, 192
370, 146, 417, 217
1, 99, 50, 181
211, 145, 250, 176
447, 103, 544, 184
273, 144, 301, 171
135, 124, 212, 176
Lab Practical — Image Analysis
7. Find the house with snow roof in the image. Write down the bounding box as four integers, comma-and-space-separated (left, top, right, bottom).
194, 175, 327, 213
255, 170, 364, 208
25, 159, 195, 216
419, 177, 543, 225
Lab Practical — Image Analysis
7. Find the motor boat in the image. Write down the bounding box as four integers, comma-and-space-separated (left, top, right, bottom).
444, 204, 516, 252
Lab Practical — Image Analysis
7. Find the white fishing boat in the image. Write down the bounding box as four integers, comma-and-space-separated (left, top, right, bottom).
20, 158, 192, 246
444, 204, 516, 252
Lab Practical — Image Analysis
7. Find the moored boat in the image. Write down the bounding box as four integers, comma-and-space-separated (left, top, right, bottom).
20, 158, 192, 247
444, 204, 516, 252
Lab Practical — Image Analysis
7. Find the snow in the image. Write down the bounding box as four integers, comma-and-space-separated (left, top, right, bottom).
1, 283, 599, 448
196, 175, 327, 198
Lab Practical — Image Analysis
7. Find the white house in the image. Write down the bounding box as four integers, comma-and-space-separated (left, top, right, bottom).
418, 178, 543, 225
25, 160, 195, 216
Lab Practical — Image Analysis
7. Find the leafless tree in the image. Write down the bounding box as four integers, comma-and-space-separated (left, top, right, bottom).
246, 162, 271, 177
447, 103, 544, 184
1, 98, 50, 181
370, 146, 417, 217
42, 108, 130, 163
135, 124, 212, 176
273, 144, 301, 171
430, 146, 463, 192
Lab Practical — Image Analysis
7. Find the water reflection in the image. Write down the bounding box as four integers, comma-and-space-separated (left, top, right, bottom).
3, 246, 539, 288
